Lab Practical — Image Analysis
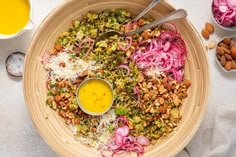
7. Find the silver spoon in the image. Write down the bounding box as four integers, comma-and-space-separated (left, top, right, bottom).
95, 0, 160, 42
95, 9, 187, 42
132, 0, 161, 22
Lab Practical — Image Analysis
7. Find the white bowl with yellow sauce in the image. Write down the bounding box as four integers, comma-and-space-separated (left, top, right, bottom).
76, 78, 114, 116
0, 0, 33, 39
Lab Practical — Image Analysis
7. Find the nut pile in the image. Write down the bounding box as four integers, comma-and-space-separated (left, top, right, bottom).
216, 37, 236, 71
128, 74, 191, 143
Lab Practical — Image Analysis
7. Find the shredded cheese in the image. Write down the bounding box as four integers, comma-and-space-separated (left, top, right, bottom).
45, 52, 98, 81
72, 109, 116, 150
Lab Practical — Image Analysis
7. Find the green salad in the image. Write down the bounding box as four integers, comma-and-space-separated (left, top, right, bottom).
41, 9, 191, 157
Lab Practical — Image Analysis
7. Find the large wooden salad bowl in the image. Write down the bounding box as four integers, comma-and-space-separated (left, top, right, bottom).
23, 0, 210, 156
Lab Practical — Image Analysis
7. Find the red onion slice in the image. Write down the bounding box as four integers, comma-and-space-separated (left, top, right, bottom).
118, 64, 130, 76
76, 37, 95, 57
227, 0, 236, 10
105, 124, 147, 157
41, 50, 51, 65
162, 22, 177, 33
136, 136, 150, 146
115, 126, 129, 137
118, 36, 132, 51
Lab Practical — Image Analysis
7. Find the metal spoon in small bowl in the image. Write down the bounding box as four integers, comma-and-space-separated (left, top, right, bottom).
95, 9, 188, 42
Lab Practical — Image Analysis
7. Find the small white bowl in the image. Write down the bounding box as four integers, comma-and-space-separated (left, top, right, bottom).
211, 0, 236, 31
215, 35, 236, 72
0, 0, 33, 39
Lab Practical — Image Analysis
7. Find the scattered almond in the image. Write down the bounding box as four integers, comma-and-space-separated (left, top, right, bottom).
201, 22, 215, 40
54, 95, 62, 102
201, 29, 209, 39
208, 40, 216, 49
205, 22, 214, 33
54, 43, 62, 51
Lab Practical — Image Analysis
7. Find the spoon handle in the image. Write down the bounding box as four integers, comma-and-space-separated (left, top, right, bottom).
132, 0, 161, 22
125, 9, 188, 36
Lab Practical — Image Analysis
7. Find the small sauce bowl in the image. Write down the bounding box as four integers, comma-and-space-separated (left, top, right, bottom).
76, 78, 114, 116
0, 0, 33, 39
215, 35, 236, 72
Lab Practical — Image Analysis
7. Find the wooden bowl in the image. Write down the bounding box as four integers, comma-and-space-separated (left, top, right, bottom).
23, 0, 210, 156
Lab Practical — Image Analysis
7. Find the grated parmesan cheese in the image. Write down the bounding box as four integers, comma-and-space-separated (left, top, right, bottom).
146, 67, 161, 77
72, 109, 116, 150
44, 52, 98, 81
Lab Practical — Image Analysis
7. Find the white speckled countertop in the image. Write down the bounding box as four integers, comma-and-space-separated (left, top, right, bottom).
0, 0, 236, 157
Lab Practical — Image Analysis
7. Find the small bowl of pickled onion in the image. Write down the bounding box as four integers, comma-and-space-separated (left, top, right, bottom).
211, 0, 236, 31
76, 78, 114, 116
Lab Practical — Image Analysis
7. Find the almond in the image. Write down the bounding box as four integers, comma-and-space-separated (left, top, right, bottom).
225, 54, 232, 61
224, 61, 232, 71
232, 60, 236, 69
216, 46, 224, 55
219, 42, 230, 49
222, 47, 231, 54
220, 55, 226, 66
231, 46, 236, 59
217, 54, 221, 60
230, 39, 235, 49
54, 43, 62, 51
208, 40, 216, 49
201, 29, 209, 39
205, 22, 214, 33
223, 37, 231, 45
54, 95, 62, 102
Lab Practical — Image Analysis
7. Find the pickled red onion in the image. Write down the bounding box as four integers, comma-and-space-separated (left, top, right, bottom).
136, 135, 150, 146
41, 50, 51, 65
114, 116, 128, 127
118, 36, 132, 51
104, 121, 149, 157
76, 37, 95, 57
131, 28, 187, 82
161, 22, 177, 33
212, 0, 236, 26
118, 64, 130, 76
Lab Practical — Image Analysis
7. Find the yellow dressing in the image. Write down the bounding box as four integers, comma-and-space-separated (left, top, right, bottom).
78, 79, 113, 114
0, 0, 30, 35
